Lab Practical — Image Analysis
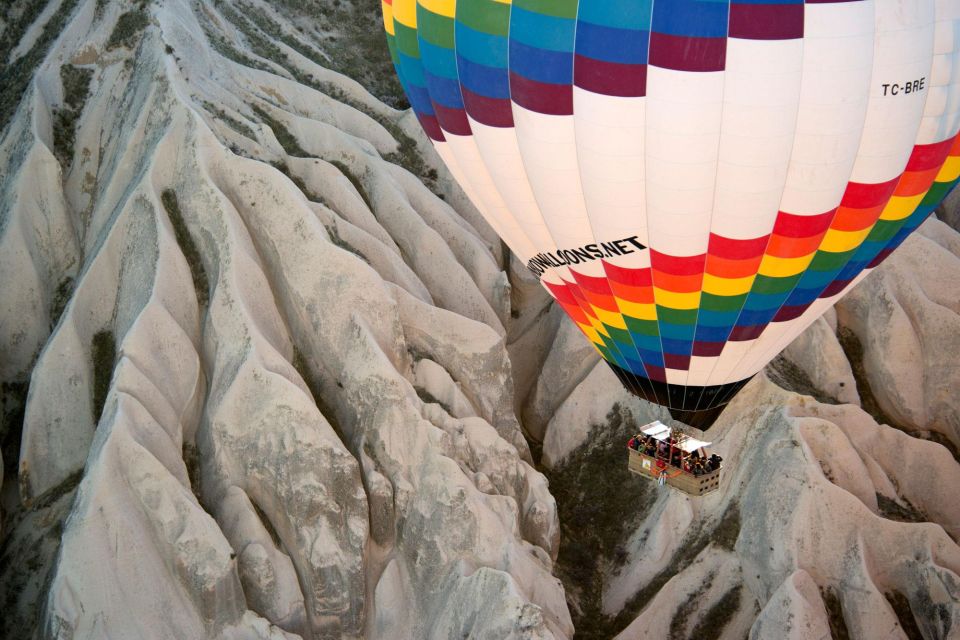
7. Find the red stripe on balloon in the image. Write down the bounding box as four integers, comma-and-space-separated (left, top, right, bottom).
907, 137, 955, 171
433, 103, 471, 137
866, 248, 894, 269
729, 4, 804, 40
461, 87, 514, 128
571, 271, 614, 295
573, 55, 647, 97
542, 280, 576, 305
509, 72, 573, 116
820, 279, 852, 297
693, 341, 726, 357
416, 113, 445, 142
648, 33, 726, 72
603, 260, 653, 287
650, 251, 707, 276
664, 353, 691, 370
839, 177, 899, 209
644, 364, 667, 383
729, 324, 765, 341
771, 210, 836, 238
707, 234, 770, 260
772, 305, 805, 322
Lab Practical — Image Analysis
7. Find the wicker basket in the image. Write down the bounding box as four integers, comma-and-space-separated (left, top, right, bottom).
627, 448, 721, 496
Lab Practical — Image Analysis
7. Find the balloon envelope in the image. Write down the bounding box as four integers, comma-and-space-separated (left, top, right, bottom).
382, 0, 960, 428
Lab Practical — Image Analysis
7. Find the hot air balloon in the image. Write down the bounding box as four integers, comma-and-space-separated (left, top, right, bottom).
381, 0, 960, 431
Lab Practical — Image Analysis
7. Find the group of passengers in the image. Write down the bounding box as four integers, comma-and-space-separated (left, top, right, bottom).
628, 434, 722, 476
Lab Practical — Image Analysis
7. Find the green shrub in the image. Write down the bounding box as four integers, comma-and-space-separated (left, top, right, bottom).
820, 586, 851, 640
200, 100, 256, 140
106, 10, 149, 51
91, 329, 116, 424
160, 189, 210, 308
52, 64, 93, 168
324, 223, 370, 265
0, 0, 81, 132
689, 584, 744, 640
329, 160, 373, 211
49, 277, 74, 329
252, 105, 310, 157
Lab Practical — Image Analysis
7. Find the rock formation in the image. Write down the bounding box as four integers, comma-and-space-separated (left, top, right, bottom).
1, 2, 958, 640
1, 2, 565, 638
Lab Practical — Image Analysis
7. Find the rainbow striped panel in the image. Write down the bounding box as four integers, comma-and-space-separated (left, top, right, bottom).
509, 0, 577, 115
390, 0, 445, 140
382, 0, 960, 426
574, 0, 651, 97
456, 0, 513, 127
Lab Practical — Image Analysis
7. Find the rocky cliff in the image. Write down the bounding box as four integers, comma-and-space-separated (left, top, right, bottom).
0, 2, 958, 640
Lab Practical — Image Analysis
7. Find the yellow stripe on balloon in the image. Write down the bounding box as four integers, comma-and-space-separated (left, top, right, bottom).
879, 192, 925, 221
653, 289, 700, 310
594, 307, 628, 330
382, 1, 395, 34
588, 317, 611, 338
393, 0, 417, 27
576, 322, 604, 346
819, 226, 872, 253
936, 156, 960, 183
757, 253, 813, 278
419, 0, 455, 17
576, 311, 609, 337
616, 299, 658, 321
701, 273, 755, 296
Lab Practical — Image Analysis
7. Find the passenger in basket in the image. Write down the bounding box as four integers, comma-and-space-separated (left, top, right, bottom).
710, 453, 723, 471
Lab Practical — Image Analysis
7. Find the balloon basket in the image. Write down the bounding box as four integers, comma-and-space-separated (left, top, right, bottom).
626, 421, 722, 497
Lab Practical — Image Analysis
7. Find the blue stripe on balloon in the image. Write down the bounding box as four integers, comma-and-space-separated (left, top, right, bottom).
418, 39, 460, 79
742, 291, 788, 312
456, 55, 511, 98
651, 0, 728, 38
660, 324, 696, 341
575, 22, 649, 65
423, 70, 465, 108
509, 6, 575, 52
661, 338, 693, 354
455, 23, 507, 67
696, 309, 742, 327
636, 349, 665, 368
509, 40, 573, 84
782, 287, 821, 309
578, 0, 654, 30
694, 324, 733, 342
397, 52, 426, 85
629, 333, 663, 352
401, 82, 436, 116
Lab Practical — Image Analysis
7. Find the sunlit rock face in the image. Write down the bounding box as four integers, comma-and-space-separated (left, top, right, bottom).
834, 219, 960, 450
0, 1, 566, 638
1, 2, 959, 640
